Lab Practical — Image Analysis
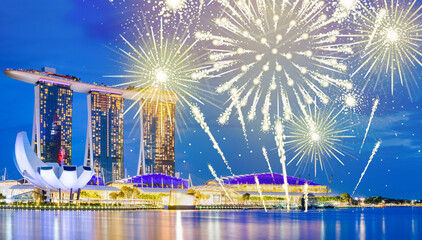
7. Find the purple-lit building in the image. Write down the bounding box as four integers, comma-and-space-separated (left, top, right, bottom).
208, 173, 329, 193
113, 173, 189, 189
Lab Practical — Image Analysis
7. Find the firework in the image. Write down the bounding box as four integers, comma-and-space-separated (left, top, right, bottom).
107, 0, 205, 28
106, 20, 216, 121
274, 119, 290, 210
192, 105, 234, 175
352, 140, 382, 196
285, 103, 355, 176
196, 0, 353, 131
347, 0, 422, 96
334, 0, 360, 22
262, 146, 274, 181
158, 0, 205, 25
359, 98, 379, 153
208, 164, 235, 204
254, 175, 267, 212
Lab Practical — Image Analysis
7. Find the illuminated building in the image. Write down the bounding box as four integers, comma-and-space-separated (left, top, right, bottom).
5, 68, 178, 182
138, 100, 176, 176
14, 132, 93, 195
33, 79, 73, 165
85, 90, 124, 183
116, 173, 188, 189
217, 173, 329, 193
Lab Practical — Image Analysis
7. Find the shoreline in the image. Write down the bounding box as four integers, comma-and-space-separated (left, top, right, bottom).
0, 204, 420, 211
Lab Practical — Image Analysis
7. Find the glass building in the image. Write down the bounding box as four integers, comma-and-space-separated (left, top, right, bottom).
85, 91, 124, 183
139, 100, 175, 176
33, 80, 73, 165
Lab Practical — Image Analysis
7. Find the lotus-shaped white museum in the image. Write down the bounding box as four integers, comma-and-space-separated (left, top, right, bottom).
14, 131, 94, 193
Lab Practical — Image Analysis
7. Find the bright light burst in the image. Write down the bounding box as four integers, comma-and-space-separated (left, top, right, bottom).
107, 21, 215, 121
165, 0, 187, 11
196, 0, 353, 132
285, 103, 355, 176
347, 0, 422, 96
104, 0, 205, 33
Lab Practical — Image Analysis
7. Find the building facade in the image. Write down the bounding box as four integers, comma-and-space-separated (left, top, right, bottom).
85, 91, 124, 183
33, 80, 73, 165
139, 100, 175, 176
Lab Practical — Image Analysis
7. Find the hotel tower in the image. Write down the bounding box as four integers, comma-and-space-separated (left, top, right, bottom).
5, 67, 177, 183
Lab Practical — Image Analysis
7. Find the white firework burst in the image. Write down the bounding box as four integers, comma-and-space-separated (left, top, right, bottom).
106, 21, 216, 122
347, 0, 422, 97
196, 0, 353, 132
285, 103, 355, 176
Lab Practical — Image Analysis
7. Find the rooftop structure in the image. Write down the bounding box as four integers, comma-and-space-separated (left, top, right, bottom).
4, 69, 177, 102
115, 173, 188, 189
220, 173, 320, 185
206, 173, 329, 194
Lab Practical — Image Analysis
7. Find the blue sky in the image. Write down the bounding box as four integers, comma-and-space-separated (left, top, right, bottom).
1, 0, 422, 199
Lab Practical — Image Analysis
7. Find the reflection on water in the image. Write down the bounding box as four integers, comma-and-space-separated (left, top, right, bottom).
0, 207, 420, 240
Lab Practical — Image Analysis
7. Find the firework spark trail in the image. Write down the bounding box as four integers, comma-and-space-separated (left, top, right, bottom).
352, 140, 382, 196
218, 100, 235, 125
261, 90, 272, 132
280, 86, 292, 121
254, 175, 267, 212
359, 98, 379, 154
191, 104, 234, 175
274, 119, 290, 210
365, 9, 387, 51
208, 164, 235, 205
262, 146, 275, 182
247, 87, 261, 120
304, 182, 309, 212
230, 88, 248, 141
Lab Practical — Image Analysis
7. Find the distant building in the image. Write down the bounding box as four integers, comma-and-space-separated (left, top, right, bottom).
139, 100, 176, 176
85, 90, 124, 183
33, 79, 73, 165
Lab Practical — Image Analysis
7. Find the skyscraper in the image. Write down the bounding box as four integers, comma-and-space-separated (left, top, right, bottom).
5, 68, 178, 182
85, 90, 124, 183
139, 100, 176, 176
33, 80, 73, 165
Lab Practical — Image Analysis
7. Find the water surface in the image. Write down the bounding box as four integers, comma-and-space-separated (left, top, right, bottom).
0, 207, 419, 239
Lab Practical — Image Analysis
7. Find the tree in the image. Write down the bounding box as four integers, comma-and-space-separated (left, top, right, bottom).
340, 193, 351, 202
118, 191, 125, 199
242, 193, 250, 201
110, 192, 119, 200
132, 187, 141, 199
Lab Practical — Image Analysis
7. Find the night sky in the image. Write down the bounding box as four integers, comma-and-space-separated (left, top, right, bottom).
1, 0, 422, 200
